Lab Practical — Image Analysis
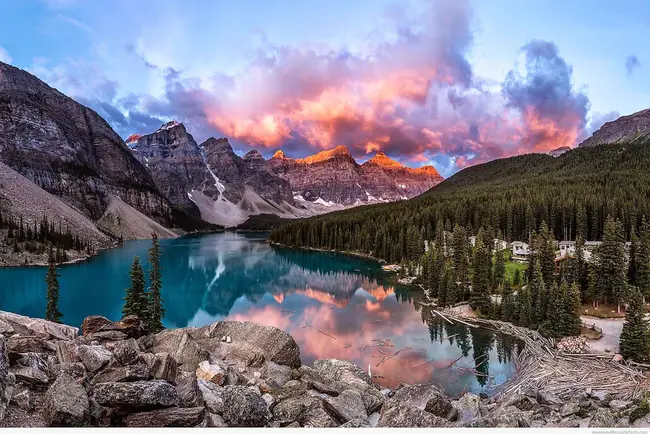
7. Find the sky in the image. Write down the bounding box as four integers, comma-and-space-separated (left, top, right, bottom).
0, 0, 648, 177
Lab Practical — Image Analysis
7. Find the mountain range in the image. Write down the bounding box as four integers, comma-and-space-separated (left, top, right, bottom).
0, 61, 443, 246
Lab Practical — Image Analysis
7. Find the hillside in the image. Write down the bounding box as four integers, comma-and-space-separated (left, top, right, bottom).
269, 136, 650, 263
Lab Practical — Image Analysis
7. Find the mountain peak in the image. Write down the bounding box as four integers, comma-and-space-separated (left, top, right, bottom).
579, 108, 650, 148
125, 133, 142, 149
272, 149, 286, 159
548, 146, 571, 157
243, 149, 264, 160
412, 165, 442, 177
365, 151, 404, 169
156, 120, 182, 132
298, 145, 353, 164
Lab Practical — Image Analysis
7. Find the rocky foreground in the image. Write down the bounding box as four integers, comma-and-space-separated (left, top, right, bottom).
0, 310, 648, 428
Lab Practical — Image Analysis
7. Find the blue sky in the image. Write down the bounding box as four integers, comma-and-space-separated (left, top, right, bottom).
0, 0, 648, 176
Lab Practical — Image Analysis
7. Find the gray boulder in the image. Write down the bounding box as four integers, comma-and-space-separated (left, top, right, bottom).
589, 408, 616, 427
50, 362, 86, 380
149, 330, 209, 370
77, 345, 113, 373
206, 321, 301, 368
176, 370, 204, 408
323, 389, 368, 423
123, 407, 205, 427
43, 373, 89, 426
340, 418, 371, 427
378, 404, 448, 427
151, 352, 177, 383
198, 379, 224, 414
222, 385, 270, 427
93, 380, 178, 409
591, 390, 612, 404
453, 393, 481, 423
385, 383, 452, 418
0, 310, 78, 341
272, 394, 314, 425
561, 401, 580, 417
0, 337, 12, 423
609, 399, 633, 411
91, 364, 150, 384
537, 390, 563, 406
107, 338, 141, 366
460, 406, 532, 428
12, 388, 35, 412
10, 353, 49, 387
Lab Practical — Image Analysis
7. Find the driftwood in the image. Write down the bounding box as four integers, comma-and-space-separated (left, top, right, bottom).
376, 346, 412, 367
443, 313, 647, 401
432, 309, 453, 324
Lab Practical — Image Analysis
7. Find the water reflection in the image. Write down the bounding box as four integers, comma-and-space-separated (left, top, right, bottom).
0, 232, 518, 395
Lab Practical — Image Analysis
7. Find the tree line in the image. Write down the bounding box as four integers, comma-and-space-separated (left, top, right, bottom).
45, 233, 165, 333
0, 211, 94, 262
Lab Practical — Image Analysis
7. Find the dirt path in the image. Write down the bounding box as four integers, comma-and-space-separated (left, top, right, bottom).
581, 315, 625, 354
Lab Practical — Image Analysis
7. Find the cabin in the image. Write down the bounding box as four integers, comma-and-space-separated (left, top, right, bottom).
558, 240, 576, 258
584, 241, 602, 252
469, 236, 477, 247
493, 239, 508, 251
511, 241, 530, 263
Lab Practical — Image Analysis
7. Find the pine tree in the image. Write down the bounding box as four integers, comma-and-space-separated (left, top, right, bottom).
493, 248, 506, 289
637, 216, 650, 302
45, 247, 63, 323
122, 256, 148, 320
147, 233, 165, 333
501, 280, 515, 322
564, 281, 583, 337
629, 226, 639, 285
518, 286, 533, 328
619, 288, 650, 362
590, 216, 627, 311
470, 233, 492, 314
528, 260, 546, 327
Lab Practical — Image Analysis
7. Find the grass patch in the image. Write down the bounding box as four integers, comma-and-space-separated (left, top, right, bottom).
581, 303, 626, 318
503, 250, 527, 285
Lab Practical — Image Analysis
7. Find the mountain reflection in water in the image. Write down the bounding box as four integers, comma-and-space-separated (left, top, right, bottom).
0, 232, 519, 395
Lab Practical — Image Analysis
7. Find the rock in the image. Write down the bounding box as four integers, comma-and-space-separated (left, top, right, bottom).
149, 330, 209, 370
340, 418, 371, 427
378, 404, 448, 427
453, 393, 481, 422
301, 398, 338, 428
206, 321, 301, 368
275, 379, 307, 401
591, 391, 612, 405
151, 352, 177, 383
10, 353, 49, 387
368, 412, 380, 427
89, 397, 113, 427
50, 362, 86, 380
272, 394, 313, 424
196, 360, 226, 385
226, 336, 232, 344
460, 406, 532, 428
123, 407, 205, 427
77, 345, 113, 373
612, 354, 623, 363
90, 331, 129, 342
43, 373, 89, 426
54, 341, 79, 364
206, 412, 229, 427
323, 390, 368, 423
108, 339, 141, 366
537, 390, 564, 406
0, 311, 78, 341
309, 380, 339, 396
589, 408, 615, 427
91, 364, 150, 384
609, 400, 633, 411
561, 401, 580, 417
93, 380, 178, 409
176, 370, 204, 408
7, 336, 51, 354
81, 316, 113, 336
112, 316, 146, 339
632, 413, 650, 428
12, 388, 34, 412
262, 393, 275, 409
385, 383, 452, 418
222, 385, 270, 427
266, 362, 291, 388
198, 380, 224, 414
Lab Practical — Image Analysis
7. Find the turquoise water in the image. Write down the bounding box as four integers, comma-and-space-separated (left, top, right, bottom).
0, 232, 519, 395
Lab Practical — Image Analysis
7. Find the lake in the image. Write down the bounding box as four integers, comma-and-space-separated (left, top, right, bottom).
0, 232, 519, 396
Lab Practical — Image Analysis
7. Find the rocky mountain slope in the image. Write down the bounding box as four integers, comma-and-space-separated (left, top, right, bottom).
0, 161, 113, 265
0, 311, 646, 428
579, 109, 650, 148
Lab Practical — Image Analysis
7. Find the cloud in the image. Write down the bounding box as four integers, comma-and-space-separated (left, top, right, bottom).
27, 0, 591, 175
0, 47, 11, 64
56, 14, 93, 34
625, 55, 641, 75
587, 111, 620, 135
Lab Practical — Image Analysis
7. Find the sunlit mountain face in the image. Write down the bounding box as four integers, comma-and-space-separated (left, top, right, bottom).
0, 232, 519, 395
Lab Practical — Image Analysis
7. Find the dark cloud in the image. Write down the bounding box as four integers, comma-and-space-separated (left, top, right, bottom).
625, 55, 641, 75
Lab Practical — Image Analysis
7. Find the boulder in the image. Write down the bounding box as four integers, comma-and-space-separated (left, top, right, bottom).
206, 321, 301, 368
537, 390, 564, 406
90, 331, 128, 342
91, 364, 150, 384
112, 315, 145, 339
272, 394, 316, 425
385, 383, 452, 418
453, 393, 481, 423
176, 370, 204, 408
300, 399, 338, 427
591, 390, 612, 404
93, 380, 178, 409
108, 339, 141, 366
609, 400, 633, 412
54, 341, 79, 364
10, 353, 49, 387
151, 352, 177, 383
81, 316, 113, 336
378, 404, 448, 427
561, 401, 580, 417
460, 406, 532, 428
123, 407, 205, 427
89, 397, 114, 427
340, 418, 371, 427
274, 379, 308, 401
0, 310, 78, 341
261, 393, 275, 409
42, 373, 89, 426
149, 330, 209, 370
7, 336, 51, 354
221, 385, 270, 427
266, 362, 292, 388
323, 389, 368, 423
589, 408, 616, 427
12, 388, 35, 412
0, 337, 13, 423
198, 379, 224, 414
50, 362, 86, 381
77, 345, 113, 373
196, 360, 226, 385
